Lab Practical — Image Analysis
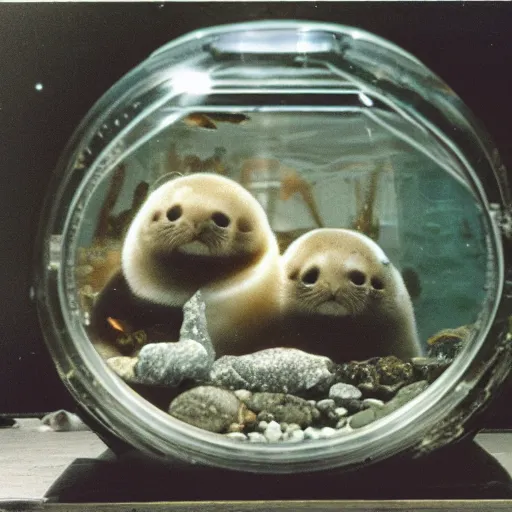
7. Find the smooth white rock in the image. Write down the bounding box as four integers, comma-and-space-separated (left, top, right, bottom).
264, 421, 283, 442
226, 432, 247, 441
285, 429, 305, 443
248, 432, 268, 443
257, 421, 268, 432
304, 427, 321, 440
285, 423, 302, 434
335, 418, 347, 429
335, 423, 354, 436
316, 399, 335, 411
319, 427, 337, 438
363, 398, 385, 408
334, 407, 348, 418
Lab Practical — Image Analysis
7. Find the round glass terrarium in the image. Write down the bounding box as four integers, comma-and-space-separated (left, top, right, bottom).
35, 20, 512, 473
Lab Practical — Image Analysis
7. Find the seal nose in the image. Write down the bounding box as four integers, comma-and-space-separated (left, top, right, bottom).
194, 219, 209, 234
329, 284, 342, 300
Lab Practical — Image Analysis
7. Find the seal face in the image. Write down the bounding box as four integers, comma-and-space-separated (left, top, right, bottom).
280, 228, 421, 362
91, 172, 281, 359
122, 172, 276, 307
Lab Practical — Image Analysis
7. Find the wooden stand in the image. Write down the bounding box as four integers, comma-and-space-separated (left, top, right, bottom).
40, 439, 512, 504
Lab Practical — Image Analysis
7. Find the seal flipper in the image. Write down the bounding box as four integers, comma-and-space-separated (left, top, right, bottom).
89, 270, 184, 359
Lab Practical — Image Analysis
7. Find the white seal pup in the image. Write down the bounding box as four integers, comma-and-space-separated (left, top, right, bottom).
278, 228, 421, 363
90, 172, 281, 359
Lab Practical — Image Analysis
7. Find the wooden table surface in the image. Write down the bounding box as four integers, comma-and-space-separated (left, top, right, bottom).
1, 419, 511, 502
0, 419, 106, 500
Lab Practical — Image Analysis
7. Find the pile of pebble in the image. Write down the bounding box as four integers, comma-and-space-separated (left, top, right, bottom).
168, 379, 429, 443
106, 292, 468, 443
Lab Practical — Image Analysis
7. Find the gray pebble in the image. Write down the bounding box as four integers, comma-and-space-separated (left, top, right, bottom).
179, 291, 215, 363
246, 392, 319, 428
335, 418, 347, 429
248, 432, 268, 443
316, 399, 336, 412
363, 398, 385, 408
135, 339, 211, 386
314, 398, 346, 426
393, 380, 429, 404
375, 380, 429, 417
234, 389, 252, 402
329, 383, 362, 405
210, 348, 335, 394
350, 408, 377, 429
350, 381, 429, 429
168, 386, 242, 433
226, 432, 247, 441
106, 356, 138, 382
264, 421, 283, 442
108, 292, 214, 388
343, 399, 368, 414
257, 411, 275, 423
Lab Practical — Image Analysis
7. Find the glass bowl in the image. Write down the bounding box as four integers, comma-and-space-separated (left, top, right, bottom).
35, 20, 512, 474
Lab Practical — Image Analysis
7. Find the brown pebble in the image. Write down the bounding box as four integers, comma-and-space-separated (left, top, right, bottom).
375, 356, 413, 386
169, 386, 242, 433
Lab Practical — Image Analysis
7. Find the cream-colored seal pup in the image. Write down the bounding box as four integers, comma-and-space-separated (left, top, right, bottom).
277, 228, 421, 362
90, 172, 281, 359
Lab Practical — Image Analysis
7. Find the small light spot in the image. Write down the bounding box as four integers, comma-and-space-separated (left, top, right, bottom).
359, 92, 373, 107
35, 82, 43, 91
172, 70, 212, 95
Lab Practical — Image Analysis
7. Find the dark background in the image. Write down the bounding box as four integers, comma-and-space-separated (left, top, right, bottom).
0, 2, 511, 416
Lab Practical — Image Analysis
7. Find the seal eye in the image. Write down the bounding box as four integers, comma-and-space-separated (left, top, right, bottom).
302, 267, 319, 286
348, 270, 366, 286
166, 205, 182, 222
237, 217, 253, 233
152, 212, 161, 222
212, 211, 231, 228
371, 277, 384, 290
